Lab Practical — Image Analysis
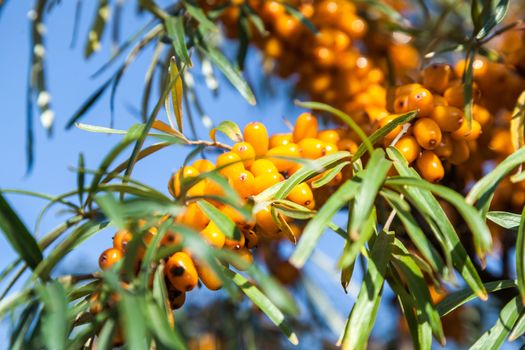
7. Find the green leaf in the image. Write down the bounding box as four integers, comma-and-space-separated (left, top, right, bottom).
197, 44, 256, 105
349, 149, 391, 238
0, 192, 42, 270
97, 319, 117, 350
311, 161, 350, 188
290, 178, 360, 268
342, 231, 394, 350
510, 91, 525, 151
470, 295, 522, 350
509, 311, 525, 341
383, 192, 446, 275
167, 57, 184, 132
197, 200, 241, 240
165, 16, 191, 65
392, 239, 445, 345
386, 176, 492, 260
295, 101, 373, 157
84, 0, 109, 57
37, 282, 68, 350
475, 0, 510, 39
95, 193, 125, 229
437, 280, 516, 316
271, 199, 315, 220
183, 0, 217, 32
387, 147, 487, 299
517, 205, 525, 305
119, 292, 148, 349
146, 299, 187, 350
209, 120, 243, 143
77, 153, 85, 205
351, 111, 417, 161
281, 2, 317, 33
222, 268, 299, 345
338, 208, 376, 269
486, 211, 520, 230
467, 147, 525, 207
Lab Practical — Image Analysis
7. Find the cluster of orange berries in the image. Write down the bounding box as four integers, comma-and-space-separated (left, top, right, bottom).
92, 112, 354, 318
378, 62, 489, 182
213, 0, 391, 132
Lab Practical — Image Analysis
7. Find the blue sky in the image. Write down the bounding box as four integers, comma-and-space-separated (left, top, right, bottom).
0, 2, 518, 349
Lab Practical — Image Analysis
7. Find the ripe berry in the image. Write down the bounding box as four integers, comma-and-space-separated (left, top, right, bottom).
113, 230, 132, 252
378, 114, 403, 141
168, 166, 201, 198
293, 112, 318, 142
249, 159, 278, 176
166, 284, 186, 310
196, 261, 223, 291
269, 133, 293, 148
299, 138, 325, 159
176, 202, 210, 231
216, 152, 245, 178
243, 122, 269, 156
430, 105, 464, 132
243, 229, 259, 249
434, 134, 454, 158
413, 118, 442, 150
422, 63, 451, 93
230, 247, 254, 271
338, 138, 358, 154
200, 221, 226, 249
99, 248, 123, 270
160, 231, 182, 247
452, 119, 482, 141
407, 87, 434, 117
266, 143, 301, 172
395, 136, 420, 164
448, 139, 470, 165
318, 130, 341, 145
254, 172, 284, 195
416, 151, 444, 182
165, 252, 199, 292
192, 159, 215, 173
287, 182, 315, 209
224, 231, 246, 250
230, 170, 255, 199
255, 206, 280, 238
232, 142, 256, 167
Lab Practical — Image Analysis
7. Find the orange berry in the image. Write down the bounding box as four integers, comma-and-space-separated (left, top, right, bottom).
216, 152, 244, 178
168, 166, 200, 198
263, 37, 283, 58
395, 84, 422, 97
192, 159, 215, 173
287, 182, 315, 209
113, 230, 132, 252
407, 87, 434, 117
433, 95, 448, 106
254, 172, 284, 194
422, 63, 451, 93
224, 231, 245, 250
434, 134, 454, 158
196, 261, 223, 291
232, 142, 256, 167
165, 252, 199, 292
260, 0, 285, 21
451, 119, 482, 141
160, 231, 181, 247
394, 136, 420, 164
430, 105, 464, 132
243, 229, 259, 249
266, 144, 301, 172
200, 221, 226, 249
416, 151, 444, 182
293, 112, 318, 142
255, 206, 280, 238
313, 46, 335, 67
413, 118, 442, 150
243, 122, 269, 156
249, 159, 278, 176
448, 139, 470, 165
318, 130, 341, 145
167, 285, 186, 310
269, 133, 293, 148
472, 105, 491, 127
298, 138, 325, 159
99, 248, 123, 270
176, 202, 210, 231
230, 170, 255, 198
274, 15, 300, 39
322, 142, 339, 156
338, 138, 358, 154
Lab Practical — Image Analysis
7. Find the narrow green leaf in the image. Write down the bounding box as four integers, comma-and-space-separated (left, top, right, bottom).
146, 300, 187, 349
84, 0, 110, 57
183, 0, 217, 31
197, 200, 241, 240
38, 282, 68, 350
342, 231, 394, 350
197, 44, 256, 105
77, 153, 85, 206
311, 161, 350, 188
119, 292, 148, 349
223, 268, 299, 345
290, 178, 360, 268
466, 147, 525, 206
0, 192, 42, 270
509, 311, 525, 341
97, 319, 117, 350
437, 280, 516, 316
517, 205, 525, 305
475, 0, 510, 39
349, 149, 391, 237
339, 208, 376, 269
209, 120, 243, 143
470, 295, 522, 350
511, 91, 525, 151
165, 16, 191, 65
281, 2, 317, 33
95, 193, 125, 229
